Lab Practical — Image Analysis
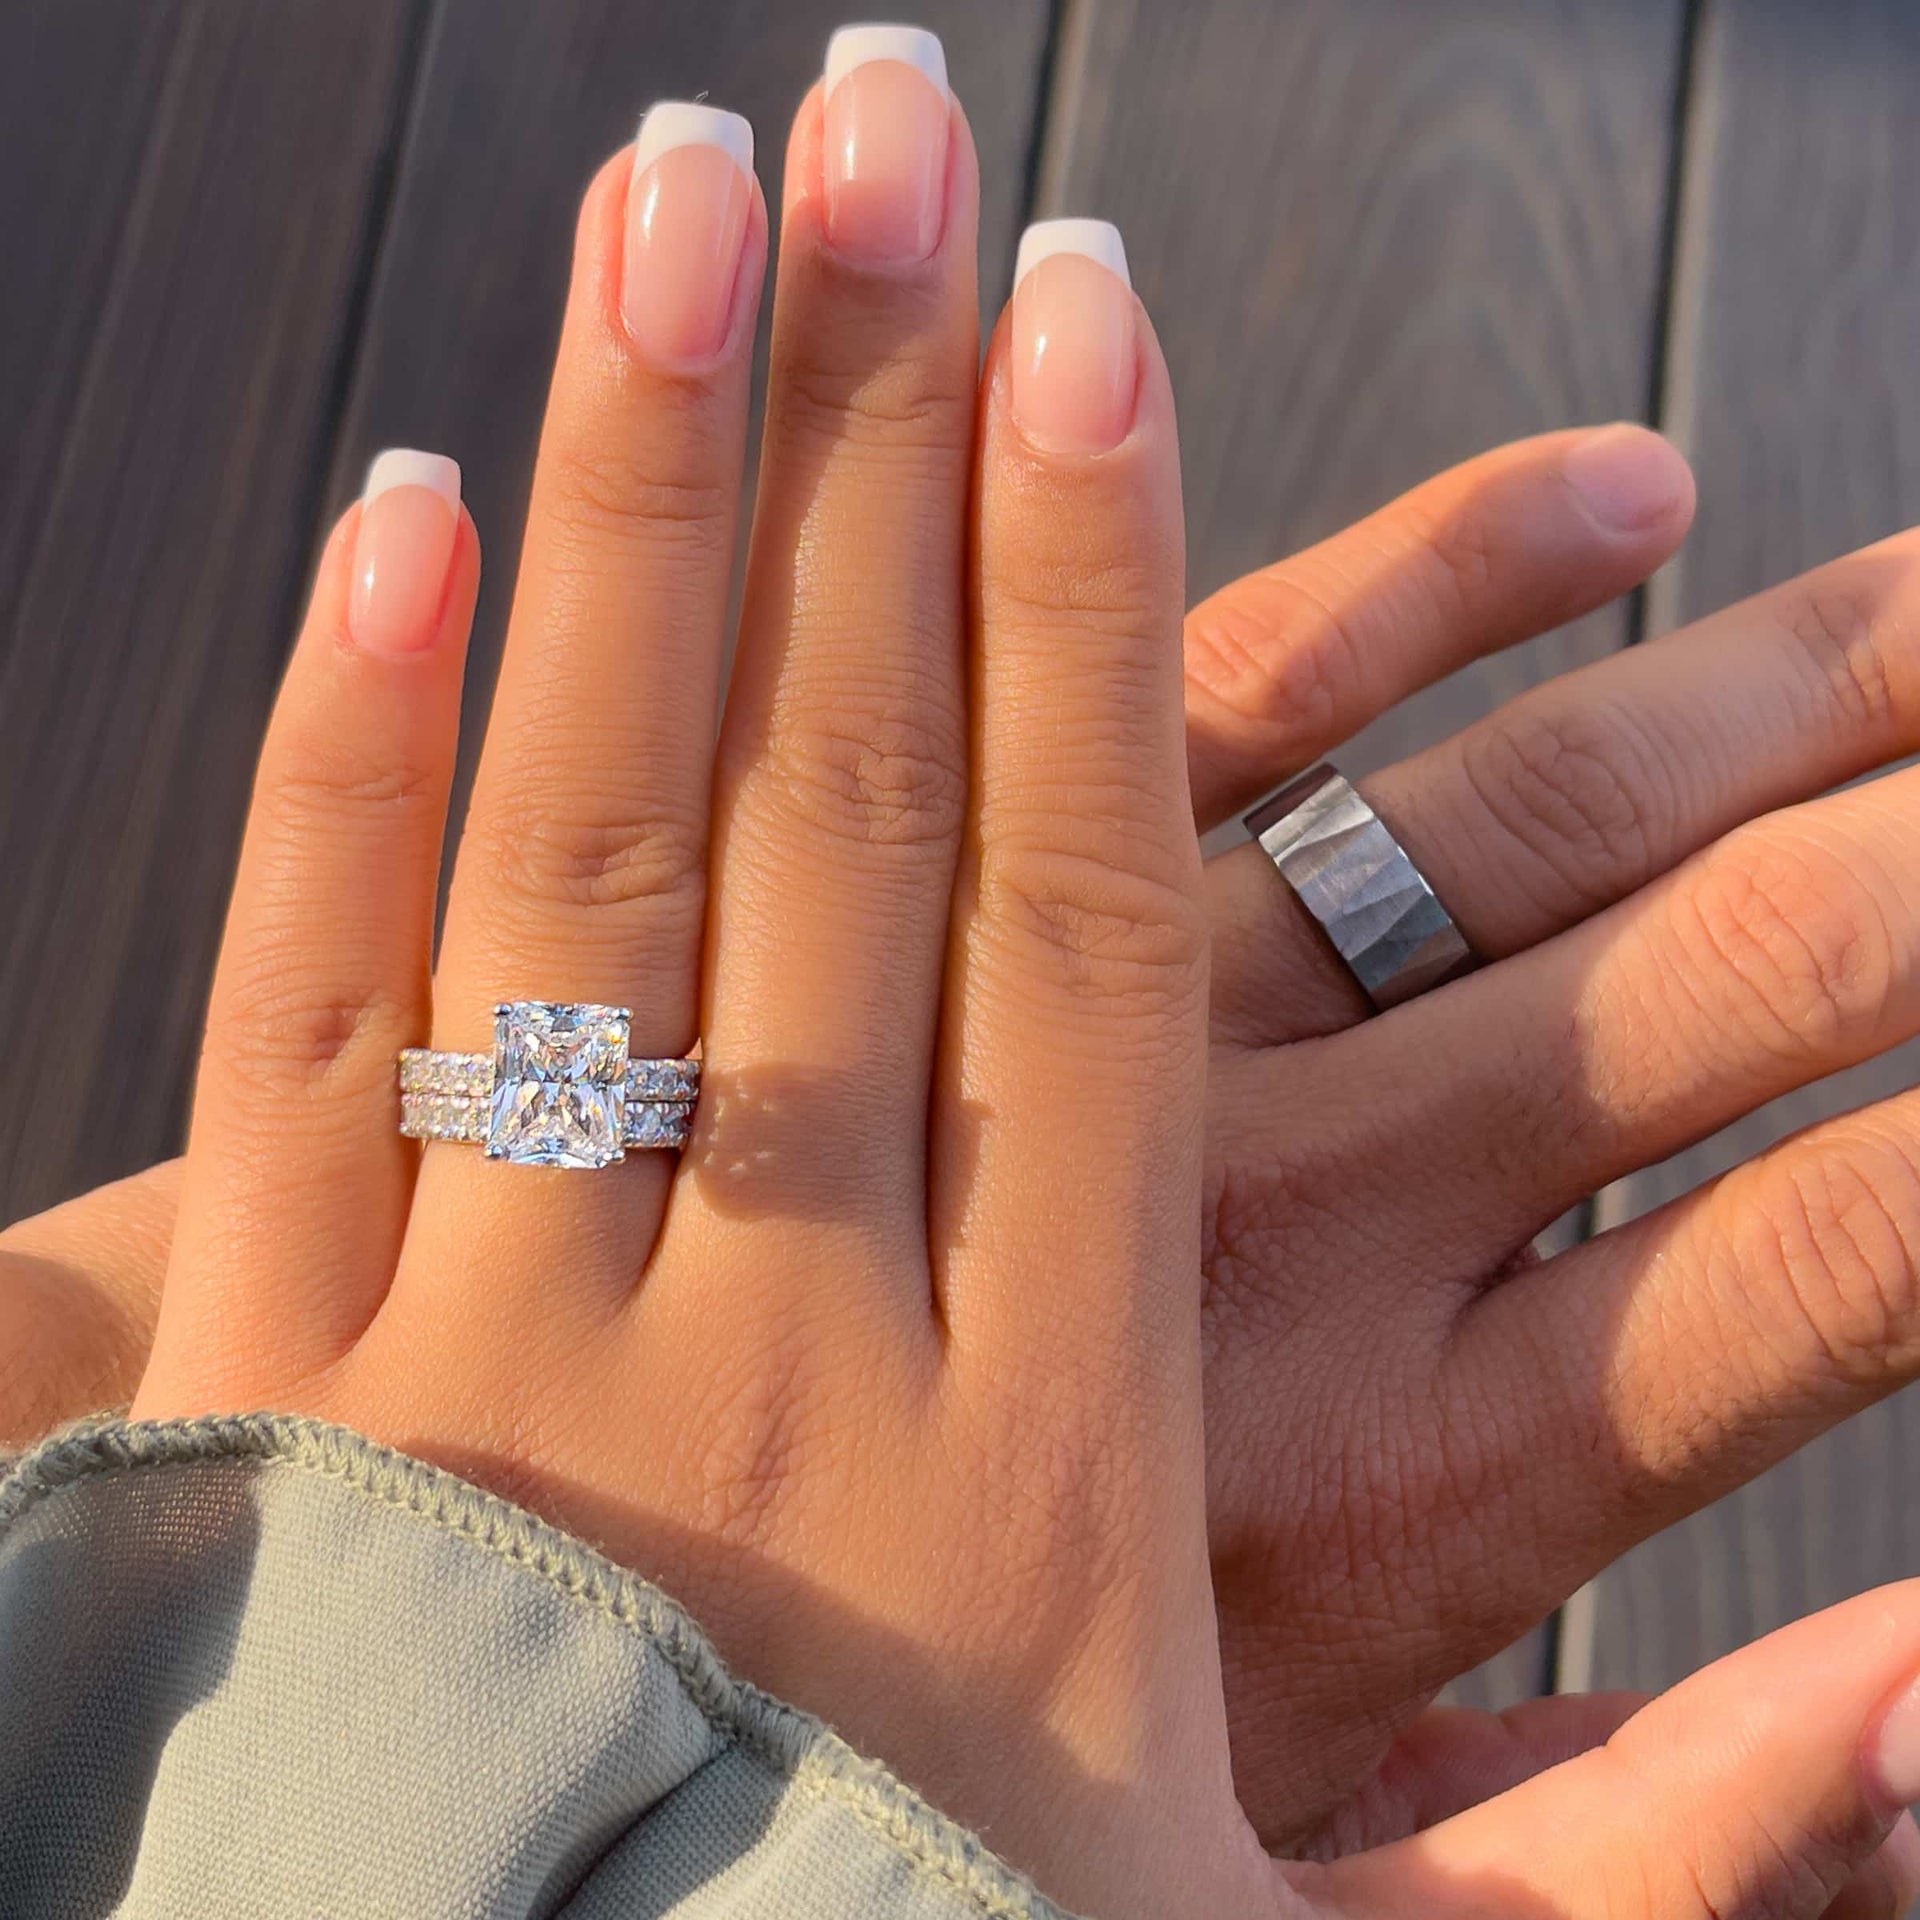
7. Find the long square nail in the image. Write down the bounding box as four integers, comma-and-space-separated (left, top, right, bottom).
1010, 220, 1137, 455
823, 25, 950, 265
622, 101, 755, 366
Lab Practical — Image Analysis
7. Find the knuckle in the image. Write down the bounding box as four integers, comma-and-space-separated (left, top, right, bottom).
1681, 828, 1895, 1053
994, 539, 1177, 641
1183, 574, 1359, 742
262, 740, 444, 836
1457, 699, 1668, 907
539, 436, 733, 557
1414, 497, 1499, 610
769, 706, 966, 853
1781, 580, 1902, 735
472, 794, 709, 922
1182, 503, 1497, 744
1737, 1124, 1920, 1385
774, 340, 974, 455
980, 839, 1207, 1007
212, 963, 405, 1095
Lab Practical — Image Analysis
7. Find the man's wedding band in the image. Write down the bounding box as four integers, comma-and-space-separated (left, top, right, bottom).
1244, 765, 1476, 1009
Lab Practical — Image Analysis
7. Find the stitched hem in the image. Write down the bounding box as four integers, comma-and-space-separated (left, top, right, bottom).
0, 1414, 1074, 1920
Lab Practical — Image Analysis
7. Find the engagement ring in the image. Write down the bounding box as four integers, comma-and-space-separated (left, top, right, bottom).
399, 1002, 698, 1168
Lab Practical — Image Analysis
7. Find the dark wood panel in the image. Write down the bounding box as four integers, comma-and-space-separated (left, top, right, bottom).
1580, 0, 1920, 1691
1040, 0, 1685, 781
0, 0, 428, 1222
1045, 0, 1685, 1708
1439, 1631, 1553, 1716
0, 0, 182, 641
322, 0, 1054, 847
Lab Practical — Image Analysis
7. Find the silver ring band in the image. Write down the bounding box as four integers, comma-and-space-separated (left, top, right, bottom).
399, 1088, 692, 1153
399, 1050, 699, 1103
1244, 765, 1474, 1009
398, 1002, 698, 1169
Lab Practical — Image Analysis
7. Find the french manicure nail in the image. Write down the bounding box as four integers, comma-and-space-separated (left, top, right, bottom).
349, 450, 461, 658
823, 24, 950, 265
1563, 423, 1694, 534
1010, 219, 1137, 456
1871, 1673, 1920, 1806
622, 101, 755, 367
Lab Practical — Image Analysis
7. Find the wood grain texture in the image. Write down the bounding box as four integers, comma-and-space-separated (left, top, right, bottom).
0, 0, 1051, 1224
0, 0, 182, 642
0, 0, 426, 1223
322, 0, 1053, 851
1579, 0, 1920, 1691
1046, 0, 1684, 1712
1039, 0, 1685, 784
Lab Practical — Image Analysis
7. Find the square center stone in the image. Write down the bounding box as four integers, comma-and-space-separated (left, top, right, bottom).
486, 1002, 630, 1169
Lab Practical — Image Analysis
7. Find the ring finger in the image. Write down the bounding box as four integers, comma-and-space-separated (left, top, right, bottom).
683, 32, 980, 1320
398, 108, 766, 1316
1211, 527, 1920, 1045
1260, 751, 1920, 1292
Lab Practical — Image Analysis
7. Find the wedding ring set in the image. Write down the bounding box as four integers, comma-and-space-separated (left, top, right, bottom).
396, 766, 1470, 1171
399, 1002, 698, 1169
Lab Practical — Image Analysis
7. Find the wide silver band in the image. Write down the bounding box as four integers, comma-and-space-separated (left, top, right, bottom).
1244, 764, 1475, 1009
398, 1002, 698, 1168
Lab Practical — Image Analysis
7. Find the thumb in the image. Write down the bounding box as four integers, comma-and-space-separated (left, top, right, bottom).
1305, 1582, 1920, 1919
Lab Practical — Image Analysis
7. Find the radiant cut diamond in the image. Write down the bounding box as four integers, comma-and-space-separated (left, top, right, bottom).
485, 1002, 631, 1169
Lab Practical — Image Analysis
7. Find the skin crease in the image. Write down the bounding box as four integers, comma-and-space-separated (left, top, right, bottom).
12, 77, 1920, 1920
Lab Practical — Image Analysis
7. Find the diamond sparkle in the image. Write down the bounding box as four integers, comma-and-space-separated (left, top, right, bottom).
485, 1002, 631, 1169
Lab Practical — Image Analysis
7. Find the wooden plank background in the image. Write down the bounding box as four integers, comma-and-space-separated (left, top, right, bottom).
2, 0, 1917, 1746
0, 0, 429, 1219
1573, 0, 1920, 1698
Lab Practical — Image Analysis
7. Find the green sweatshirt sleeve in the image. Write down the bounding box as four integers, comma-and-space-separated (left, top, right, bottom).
0, 1415, 1077, 1919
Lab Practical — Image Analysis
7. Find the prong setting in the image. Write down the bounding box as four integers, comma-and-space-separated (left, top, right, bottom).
397, 1012, 698, 1164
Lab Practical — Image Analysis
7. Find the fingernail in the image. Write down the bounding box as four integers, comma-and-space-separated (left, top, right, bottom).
1563, 424, 1694, 534
622, 102, 755, 367
349, 451, 461, 657
1869, 1673, 1920, 1806
1010, 219, 1137, 455
823, 24, 949, 265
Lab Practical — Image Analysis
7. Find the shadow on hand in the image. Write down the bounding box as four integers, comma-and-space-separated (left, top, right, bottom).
681, 1061, 987, 1238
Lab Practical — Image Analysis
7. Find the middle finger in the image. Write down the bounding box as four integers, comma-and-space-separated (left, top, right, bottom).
692, 32, 979, 1286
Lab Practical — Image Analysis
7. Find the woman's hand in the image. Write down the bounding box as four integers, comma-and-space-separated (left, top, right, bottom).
0, 1161, 179, 1447
105, 34, 1920, 1917
133, 60, 1256, 1914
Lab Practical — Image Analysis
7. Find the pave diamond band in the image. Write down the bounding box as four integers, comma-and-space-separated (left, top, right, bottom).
399, 1090, 693, 1152
1244, 765, 1476, 1010
398, 1002, 699, 1169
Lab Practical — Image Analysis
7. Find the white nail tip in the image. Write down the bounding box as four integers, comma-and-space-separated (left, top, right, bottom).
825, 24, 949, 98
363, 449, 461, 511
1014, 219, 1130, 291
633, 101, 754, 179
